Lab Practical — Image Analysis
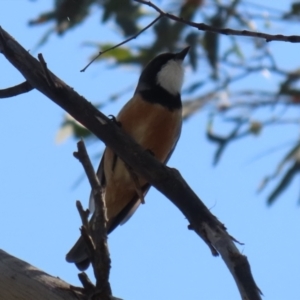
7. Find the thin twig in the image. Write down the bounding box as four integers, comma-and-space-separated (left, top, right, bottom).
75, 200, 90, 229
80, 15, 162, 72
38, 53, 55, 87
135, 0, 300, 43
78, 272, 95, 293
74, 141, 102, 191
0, 81, 33, 98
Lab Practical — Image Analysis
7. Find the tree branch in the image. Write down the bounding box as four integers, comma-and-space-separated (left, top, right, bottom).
38, 53, 56, 87
0, 249, 85, 300
0, 26, 262, 300
74, 140, 112, 299
135, 0, 300, 43
80, 15, 162, 72
0, 81, 33, 98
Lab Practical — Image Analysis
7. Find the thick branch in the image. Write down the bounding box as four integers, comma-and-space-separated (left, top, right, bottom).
0, 249, 85, 300
0, 26, 261, 300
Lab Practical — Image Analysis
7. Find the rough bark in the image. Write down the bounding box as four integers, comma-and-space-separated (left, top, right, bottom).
0, 249, 85, 300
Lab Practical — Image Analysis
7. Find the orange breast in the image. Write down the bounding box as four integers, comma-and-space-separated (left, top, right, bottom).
103, 94, 182, 222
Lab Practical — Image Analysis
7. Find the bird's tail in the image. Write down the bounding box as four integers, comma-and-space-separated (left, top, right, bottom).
65, 236, 91, 271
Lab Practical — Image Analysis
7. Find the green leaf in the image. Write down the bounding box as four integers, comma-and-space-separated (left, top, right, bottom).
100, 44, 133, 62
291, 2, 300, 15
83, 42, 135, 64
267, 162, 300, 205
184, 81, 205, 93
102, 0, 142, 36
185, 32, 199, 70
56, 118, 92, 143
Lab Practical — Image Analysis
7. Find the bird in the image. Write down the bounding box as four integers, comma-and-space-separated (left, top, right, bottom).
66, 46, 190, 270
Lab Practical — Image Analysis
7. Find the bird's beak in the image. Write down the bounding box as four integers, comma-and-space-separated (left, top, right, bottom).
175, 46, 190, 60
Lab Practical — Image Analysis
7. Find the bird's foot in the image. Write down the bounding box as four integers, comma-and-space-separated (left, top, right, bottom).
108, 114, 122, 127
146, 149, 155, 157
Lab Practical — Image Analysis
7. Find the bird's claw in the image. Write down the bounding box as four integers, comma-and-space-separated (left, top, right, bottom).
108, 115, 122, 127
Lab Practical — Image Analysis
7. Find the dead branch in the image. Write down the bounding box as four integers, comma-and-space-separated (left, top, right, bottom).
74, 140, 112, 299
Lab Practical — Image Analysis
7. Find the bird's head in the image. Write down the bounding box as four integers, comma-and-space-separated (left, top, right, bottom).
136, 47, 190, 96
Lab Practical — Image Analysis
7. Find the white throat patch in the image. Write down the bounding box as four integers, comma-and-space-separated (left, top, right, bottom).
156, 60, 184, 95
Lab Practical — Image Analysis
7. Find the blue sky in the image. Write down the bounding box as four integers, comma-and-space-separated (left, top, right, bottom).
1, 1, 300, 299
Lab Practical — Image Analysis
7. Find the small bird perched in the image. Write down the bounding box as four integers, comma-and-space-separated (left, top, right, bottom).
66, 47, 190, 270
